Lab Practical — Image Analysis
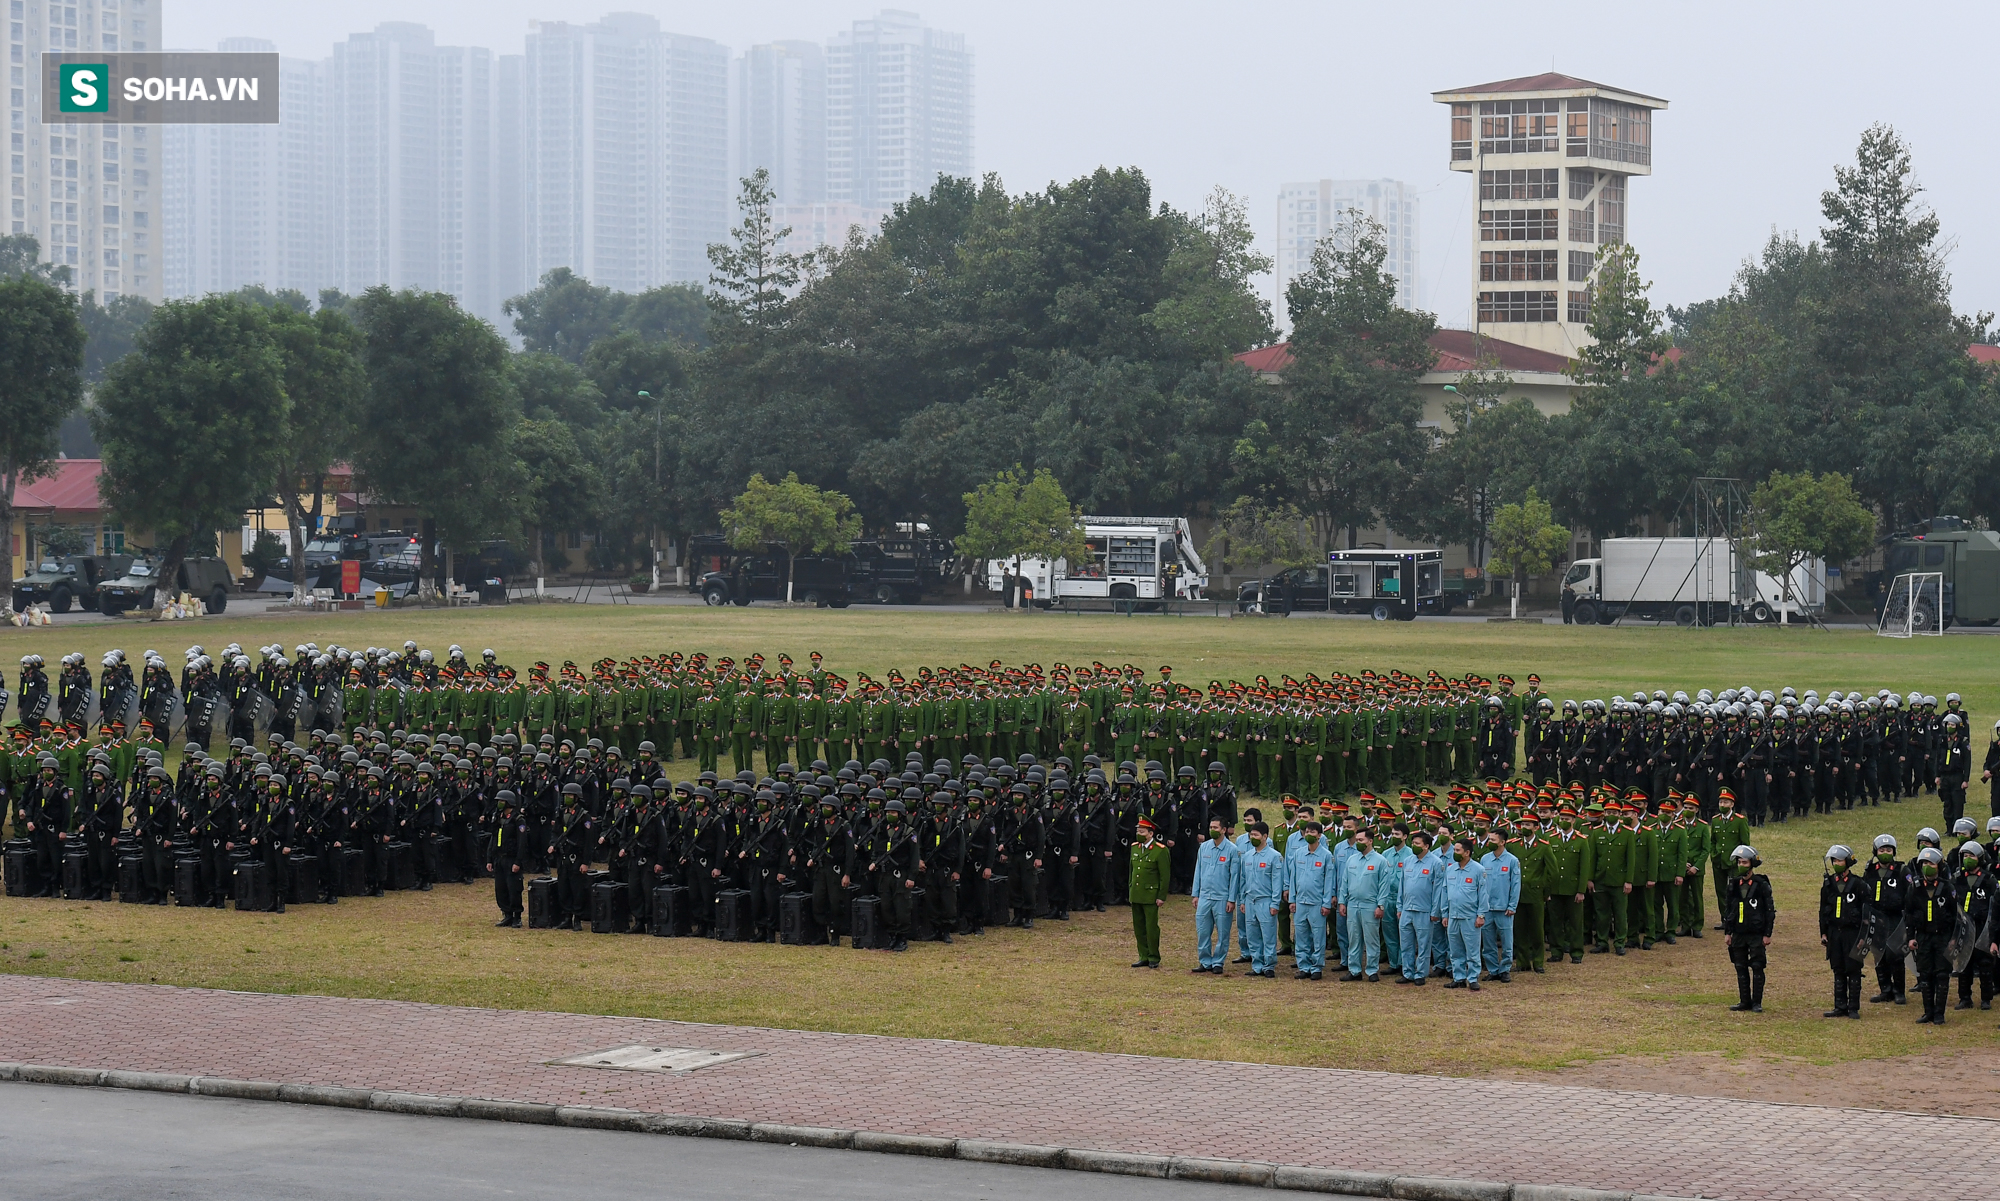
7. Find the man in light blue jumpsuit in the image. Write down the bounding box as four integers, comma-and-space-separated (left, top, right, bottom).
1286, 820, 1334, 980
1190, 818, 1239, 974
1479, 829, 1521, 983
1430, 821, 1458, 978
1329, 810, 1358, 965
1436, 835, 1487, 989
1238, 822, 1286, 977
1229, 812, 1256, 963
1339, 829, 1389, 981
1396, 829, 1442, 985
1380, 823, 1413, 972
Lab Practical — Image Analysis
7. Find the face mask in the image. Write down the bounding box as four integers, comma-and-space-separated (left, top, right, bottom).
1922, 864, 1939, 878
1877, 850, 1894, 860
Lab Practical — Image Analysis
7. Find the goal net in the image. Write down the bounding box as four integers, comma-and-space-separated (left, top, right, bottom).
1877, 572, 1945, 637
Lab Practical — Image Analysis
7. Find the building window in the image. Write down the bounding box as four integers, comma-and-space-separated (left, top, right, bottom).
1477, 99, 1563, 155
1568, 249, 1594, 282
1567, 288, 1593, 324
1597, 175, 1625, 244
1479, 208, 1559, 242
1478, 290, 1558, 323
1450, 102, 1473, 160
1478, 168, 1561, 201
1568, 168, 1596, 200
1569, 204, 1594, 243
1565, 97, 1651, 165
1480, 248, 1561, 282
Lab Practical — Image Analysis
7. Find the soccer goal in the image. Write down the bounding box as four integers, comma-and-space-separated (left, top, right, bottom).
1877, 571, 1946, 636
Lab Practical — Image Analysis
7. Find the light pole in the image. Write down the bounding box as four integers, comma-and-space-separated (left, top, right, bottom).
640, 390, 661, 589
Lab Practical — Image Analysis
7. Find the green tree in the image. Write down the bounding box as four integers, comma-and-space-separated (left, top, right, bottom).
619, 284, 710, 348
1487, 487, 1570, 619
0, 232, 70, 284
718, 471, 862, 603
249, 295, 366, 601
0, 271, 85, 602
957, 466, 1087, 605
1234, 216, 1436, 548
504, 267, 622, 364
1202, 496, 1313, 579
349, 288, 523, 596
91, 296, 290, 611
582, 330, 684, 412
707, 169, 801, 352
80, 291, 155, 381
1570, 243, 1671, 389
511, 418, 603, 571
1747, 470, 1874, 620
511, 352, 607, 427
1403, 360, 1550, 570
1145, 187, 1275, 366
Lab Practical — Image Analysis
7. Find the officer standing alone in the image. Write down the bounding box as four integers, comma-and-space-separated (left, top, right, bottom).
1721, 844, 1772, 1012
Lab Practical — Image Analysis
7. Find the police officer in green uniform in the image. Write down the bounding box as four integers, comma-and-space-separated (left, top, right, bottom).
1127, 816, 1170, 967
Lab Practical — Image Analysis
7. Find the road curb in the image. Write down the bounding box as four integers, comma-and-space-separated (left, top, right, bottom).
0, 1063, 1706, 1200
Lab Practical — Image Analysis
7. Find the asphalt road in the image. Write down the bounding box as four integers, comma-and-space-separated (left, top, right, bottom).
0, 1082, 1255, 1201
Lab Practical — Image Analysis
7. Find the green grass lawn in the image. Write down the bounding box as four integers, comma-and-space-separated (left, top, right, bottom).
4, 606, 1994, 1072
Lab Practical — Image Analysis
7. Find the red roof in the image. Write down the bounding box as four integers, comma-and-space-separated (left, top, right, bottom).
1235, 343, 1295, 374
1970, 344, 2000, 365
10, 459, 105, 515
1234, 330, 1573, 377
1436, 73, 1667, 104
1428, 329, 1571, 374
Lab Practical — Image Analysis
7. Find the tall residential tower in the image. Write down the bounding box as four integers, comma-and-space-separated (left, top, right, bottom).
1276, 179, 1419, 316
10, 0, 161, 303
826, 10, 971, 209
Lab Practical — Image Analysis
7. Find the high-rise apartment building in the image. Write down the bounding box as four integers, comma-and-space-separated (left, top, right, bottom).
164, 41, 331, 301
524, 13, 727, 293
826, 10, 970, 210
9, 0, 161, 303
1433, 72, 1666, 356
737, 40, 824, 206
1275, 179, 1420, 316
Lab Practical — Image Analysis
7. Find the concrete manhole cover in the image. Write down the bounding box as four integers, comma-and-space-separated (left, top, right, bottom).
551, 1045, 760, 1073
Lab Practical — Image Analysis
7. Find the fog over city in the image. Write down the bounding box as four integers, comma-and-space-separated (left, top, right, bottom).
158, 0, 2000, 328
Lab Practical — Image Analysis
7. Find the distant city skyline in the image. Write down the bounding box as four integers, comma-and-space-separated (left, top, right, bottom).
163, 9, 974, 326
152, 1, 2000, 334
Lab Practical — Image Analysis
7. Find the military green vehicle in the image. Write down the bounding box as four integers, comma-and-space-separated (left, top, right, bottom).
11, 554, 133, 613
1877, 517, 2000, 629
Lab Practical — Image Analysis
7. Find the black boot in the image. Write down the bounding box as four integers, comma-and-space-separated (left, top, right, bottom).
1824, 972, 1847, 1018
1729, 967, 1753, 1011
1751, 968, 1765, 1012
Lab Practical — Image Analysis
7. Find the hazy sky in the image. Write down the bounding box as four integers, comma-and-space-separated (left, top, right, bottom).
168, 0, 2000, 333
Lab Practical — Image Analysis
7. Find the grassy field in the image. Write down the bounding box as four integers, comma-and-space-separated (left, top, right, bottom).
2, 606, 1996, 1075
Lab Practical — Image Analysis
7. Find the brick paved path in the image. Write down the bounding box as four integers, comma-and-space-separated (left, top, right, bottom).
0, 973, 1989, 1201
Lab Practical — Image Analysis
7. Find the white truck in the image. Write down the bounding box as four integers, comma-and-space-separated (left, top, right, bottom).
986, 516, 1208, 607
1560, 537, 1825, 626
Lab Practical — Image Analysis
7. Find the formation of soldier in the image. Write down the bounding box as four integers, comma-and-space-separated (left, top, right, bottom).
0, 642, 1988, 996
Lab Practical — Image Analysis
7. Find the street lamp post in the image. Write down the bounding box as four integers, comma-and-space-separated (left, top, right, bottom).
640, 390, 661, 590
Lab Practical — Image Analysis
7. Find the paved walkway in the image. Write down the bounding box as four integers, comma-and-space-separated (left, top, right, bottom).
0, 974, 1989, 1201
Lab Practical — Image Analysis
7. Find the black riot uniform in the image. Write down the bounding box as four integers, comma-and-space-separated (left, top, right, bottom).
1720, 852, 1774, 1012
1861, 845, 1908, 1004
1817, 853, 1867, 1019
